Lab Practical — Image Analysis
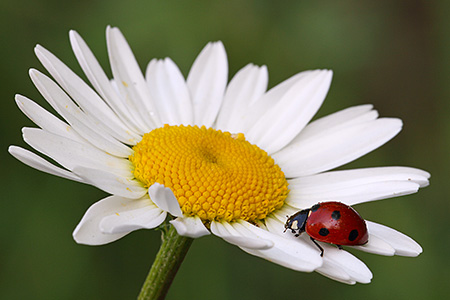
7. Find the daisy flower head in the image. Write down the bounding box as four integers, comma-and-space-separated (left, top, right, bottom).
9, 26, 430, 285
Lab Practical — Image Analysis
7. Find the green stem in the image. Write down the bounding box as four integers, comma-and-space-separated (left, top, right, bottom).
138, 224, 193, 300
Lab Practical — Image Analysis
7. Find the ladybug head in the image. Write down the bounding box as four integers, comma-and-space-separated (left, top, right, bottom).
284, 209, 310, 236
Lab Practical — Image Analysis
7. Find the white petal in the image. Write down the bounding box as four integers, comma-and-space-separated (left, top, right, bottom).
291, 104, 378, 143
107, 26, 161, 130
351, 234, 395, 256
246, 70, 332, 154
210, 221, 274, 249
34, 44, 141, 145
315, 263, 354, 284
271, 205, 299, 224
100, 201, 166, 234
187, 41, 228, 127
73, 195, 152, 245
29, 69, 133, 157
274, 118, 402, 177
145, 58, 193, 125
8, 146, 85, 182
73, 166, 147, 199
289, 181, 420, 208
237, 70, 314, 136
215, 63, 268, 133
265, 215, 292, 237
148, 183, 183, 217
235, 221, 322, 272
15, 95, 85, 144
69, 30, 147, 134
287, 167, 429, 208
170, 216, 210, 238
289, 166, 430, 191
365, 221, 422, 256
22, 128, 132, 178
316, 245, 373, 284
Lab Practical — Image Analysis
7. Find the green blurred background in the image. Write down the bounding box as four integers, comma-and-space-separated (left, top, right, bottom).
1, 0, 448, 299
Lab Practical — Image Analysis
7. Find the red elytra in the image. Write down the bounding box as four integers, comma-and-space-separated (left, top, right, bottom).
284, 201, 369, 256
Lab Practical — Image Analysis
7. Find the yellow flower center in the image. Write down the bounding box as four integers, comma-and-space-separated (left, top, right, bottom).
129, 125, 288, 223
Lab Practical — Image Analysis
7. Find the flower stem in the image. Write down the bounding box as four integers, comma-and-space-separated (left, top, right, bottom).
138, 224, 193, 300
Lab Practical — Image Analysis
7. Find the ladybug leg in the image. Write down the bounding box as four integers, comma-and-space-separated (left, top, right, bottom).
310, 237, 324, 257
336, 245, 343, 250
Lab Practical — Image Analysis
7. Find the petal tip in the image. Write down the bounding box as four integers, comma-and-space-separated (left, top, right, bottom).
149, 182, 183, 217
170, 216, 210, 238
28, 68, 38, 78
7, 145, 18, 155
34, 44, 43, 52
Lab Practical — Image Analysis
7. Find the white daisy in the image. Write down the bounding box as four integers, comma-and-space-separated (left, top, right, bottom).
9, 26, 429, 285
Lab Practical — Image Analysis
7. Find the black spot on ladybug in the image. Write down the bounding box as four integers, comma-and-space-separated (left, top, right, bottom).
311, 204, 320, 212
319, 227, 329, 236
348, 229, 359, 241
331, 210, 341, 220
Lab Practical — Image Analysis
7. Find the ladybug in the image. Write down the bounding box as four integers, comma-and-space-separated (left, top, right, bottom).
284, 201, 369, 257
